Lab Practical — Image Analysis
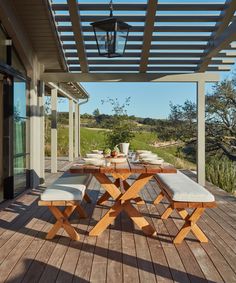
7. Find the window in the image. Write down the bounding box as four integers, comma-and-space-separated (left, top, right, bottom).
13, 78, 29, 196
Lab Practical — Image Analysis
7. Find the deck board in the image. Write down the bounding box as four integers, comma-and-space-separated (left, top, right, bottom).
0, 160, 235, 283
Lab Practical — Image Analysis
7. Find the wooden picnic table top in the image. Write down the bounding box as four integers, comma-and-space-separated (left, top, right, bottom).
70, 159, 177, 174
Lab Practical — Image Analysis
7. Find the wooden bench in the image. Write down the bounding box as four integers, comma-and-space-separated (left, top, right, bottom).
153, 171, 216, 244
38, 173, 92, 241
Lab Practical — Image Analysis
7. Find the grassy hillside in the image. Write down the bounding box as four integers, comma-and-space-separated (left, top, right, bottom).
81, 128, 196, 170
45, 126, 196, 170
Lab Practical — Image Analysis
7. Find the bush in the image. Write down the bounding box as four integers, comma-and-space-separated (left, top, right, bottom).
206, 157, 236, 193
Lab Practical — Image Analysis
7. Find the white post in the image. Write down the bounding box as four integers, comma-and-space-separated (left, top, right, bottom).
29, 66, 41, 188
51, 88, 57, 173
69, 99, 74, 161
78, 104, 81, 156
38, 81, 45, 183
197, 80, 205, 186
74, 102, 79, 158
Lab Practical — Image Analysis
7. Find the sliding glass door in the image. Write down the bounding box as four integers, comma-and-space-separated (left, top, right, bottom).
13, 78, 28, 196
0, 75, 3, 202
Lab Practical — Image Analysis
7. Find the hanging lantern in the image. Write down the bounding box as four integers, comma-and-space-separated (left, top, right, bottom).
90, 0, 132, 58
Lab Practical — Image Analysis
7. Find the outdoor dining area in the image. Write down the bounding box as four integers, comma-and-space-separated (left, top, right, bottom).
39, 146, 216, 246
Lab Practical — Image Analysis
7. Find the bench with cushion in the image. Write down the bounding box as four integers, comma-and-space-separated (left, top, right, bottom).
153, 171, 216, 244
38, 173, 92, 241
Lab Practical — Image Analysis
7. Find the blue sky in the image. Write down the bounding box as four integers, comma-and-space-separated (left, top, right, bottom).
58, 70, 234, 119
54, 0, 236, 119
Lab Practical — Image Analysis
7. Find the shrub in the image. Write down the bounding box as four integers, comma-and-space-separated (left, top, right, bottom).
206, 157, 236, 193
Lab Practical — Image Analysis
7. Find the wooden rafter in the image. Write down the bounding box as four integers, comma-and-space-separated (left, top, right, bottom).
205, 19, 236, 60
67, 0, 88, 73
139, 0, 158, 73
198, 0, 236, 72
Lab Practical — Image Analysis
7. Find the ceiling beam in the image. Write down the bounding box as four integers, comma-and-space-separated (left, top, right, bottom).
139, 0, 158, 73
41, 72, 220, 83
204, 19, 236, 60
58, 25, 217, 33
67, 0, 88, 73
198, 0, 236, 72
52, 3, 225, 12
67, 59, 235, 65
61, 35, 212, 42
55, 14, 224, 23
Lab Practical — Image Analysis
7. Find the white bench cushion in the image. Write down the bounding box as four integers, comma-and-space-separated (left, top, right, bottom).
41, 174, 87, 201
156, 171, 215, 202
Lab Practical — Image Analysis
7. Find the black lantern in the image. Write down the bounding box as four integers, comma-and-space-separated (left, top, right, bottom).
90, 0, 131, 58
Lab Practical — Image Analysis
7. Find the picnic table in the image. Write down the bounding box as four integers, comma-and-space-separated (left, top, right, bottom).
70, 158, 177, 236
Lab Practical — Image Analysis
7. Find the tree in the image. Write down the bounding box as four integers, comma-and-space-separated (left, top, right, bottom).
206, 78, 236, 160
101, 97, 134, 148
168, 100, 196, 142
93, 108, 100, 117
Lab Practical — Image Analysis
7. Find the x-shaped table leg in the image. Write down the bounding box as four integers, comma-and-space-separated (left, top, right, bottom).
174, 208, 208, 244
97, 173, 145, 205
97, 178, 120, 205
90, 173, 156, 236
47, 206, 80, 240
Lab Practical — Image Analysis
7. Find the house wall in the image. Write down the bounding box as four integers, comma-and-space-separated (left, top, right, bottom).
0, 79, 3, 202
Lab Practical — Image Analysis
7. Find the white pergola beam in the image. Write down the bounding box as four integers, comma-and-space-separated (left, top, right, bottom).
41, 72, 220, 83
47, 82, 77, 103
206, 19, 236, 60
198, 0, 236, 72
74, 102, 79, 158
67, 0, 88, 73
39, 81, 45, 183
69, 99, 74, 162
51, 88, 58, 173
197, 80, 205, 186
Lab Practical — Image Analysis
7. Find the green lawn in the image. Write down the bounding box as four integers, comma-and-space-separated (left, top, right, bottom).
46, 126, 196, 170
80, 128, 196, 170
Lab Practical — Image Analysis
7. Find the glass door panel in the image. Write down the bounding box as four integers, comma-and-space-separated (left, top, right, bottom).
13, 79, 28, 196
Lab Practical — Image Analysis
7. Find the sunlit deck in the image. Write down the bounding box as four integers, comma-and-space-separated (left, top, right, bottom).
0, 159, 236, 283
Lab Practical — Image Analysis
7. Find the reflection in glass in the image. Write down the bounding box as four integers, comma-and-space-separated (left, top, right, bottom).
13, 79, 28, 196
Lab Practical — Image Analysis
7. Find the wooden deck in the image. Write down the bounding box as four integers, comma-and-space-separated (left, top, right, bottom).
0, 159, 236, 283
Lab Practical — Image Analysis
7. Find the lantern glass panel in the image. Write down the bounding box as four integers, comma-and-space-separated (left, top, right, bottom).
115, 28, 129, 55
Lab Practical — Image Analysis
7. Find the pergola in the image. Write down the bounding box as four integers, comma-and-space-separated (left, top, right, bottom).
1, 0, 236, 187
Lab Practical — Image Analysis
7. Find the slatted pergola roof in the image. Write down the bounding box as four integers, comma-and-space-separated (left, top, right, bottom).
49, 0, 236, 76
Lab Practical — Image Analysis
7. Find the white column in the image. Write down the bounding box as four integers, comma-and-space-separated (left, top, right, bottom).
51, 88, 57, 173
38, 81, 45, 183
78, 105, 81, 156
69, 99, 74, 161
29, 68, 41, 188
197, 80, 205, 186
74, 102, 79, 158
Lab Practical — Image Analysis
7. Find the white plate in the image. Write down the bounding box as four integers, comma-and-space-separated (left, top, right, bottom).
139, 153, 158, 159
91, 150, 103, 154
136, 150, 152, 154
86, 153, 103, 159
83, 158, 105, 166
107, 157, 126, 163
142, 158, 164, 165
